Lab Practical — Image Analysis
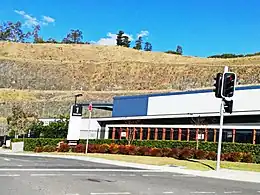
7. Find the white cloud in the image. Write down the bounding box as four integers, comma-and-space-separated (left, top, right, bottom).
14, 10, 39, 27
42, 16, 55, 23
137, 30, 149, 38
14, 10, 55, 28
93, 30, 149, 46
92, 32, 134, 46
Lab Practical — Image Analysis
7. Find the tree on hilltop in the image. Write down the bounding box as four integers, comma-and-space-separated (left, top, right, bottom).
116, 30, 131, 47
62, 29, 83, 44
133, 36, 142, 50
0, 21, 31, 42
32, 25, 45, 43
144, 42, 152, 51
122, 35, 131, 47
176, 45, 183, 55
116, 30, 124, 46
46, 38, 58, 43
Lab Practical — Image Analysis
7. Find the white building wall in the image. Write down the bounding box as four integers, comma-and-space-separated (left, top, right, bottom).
147, 88, 260, 116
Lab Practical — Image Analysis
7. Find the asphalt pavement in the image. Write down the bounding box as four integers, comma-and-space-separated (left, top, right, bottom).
0, 154, 260, 195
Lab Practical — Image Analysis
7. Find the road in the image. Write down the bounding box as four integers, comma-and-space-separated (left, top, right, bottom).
0, 154, 259, 195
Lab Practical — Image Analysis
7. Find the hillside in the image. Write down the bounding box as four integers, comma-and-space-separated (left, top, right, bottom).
0, 41, 260, 122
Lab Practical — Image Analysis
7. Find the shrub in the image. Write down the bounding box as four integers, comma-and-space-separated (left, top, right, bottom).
136, 146, 151, 156
242, 153, 253, 163
34, 146, 43, 153
161, 148, 172, 157
13, 138, 260, 163
126, 145, 137, 155
99, 144, 110, 153
109, 144, 119, 154
179, 148, 194, 160
43, 145, 56, 152
170, 148, 181, 159
88, 144, 100, 153
118, 145, 127, 154
229, 152, 244, 162
12, 138, 64, 151
57, 143, 70, 152
195, 150, 208, 160
207, 151, 217, 160
151, 148, 163, 157
74, 144, 85, 153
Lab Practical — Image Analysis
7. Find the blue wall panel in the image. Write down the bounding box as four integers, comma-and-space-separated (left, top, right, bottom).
112, 96, 148, 117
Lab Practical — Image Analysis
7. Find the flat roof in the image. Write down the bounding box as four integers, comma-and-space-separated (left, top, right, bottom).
95, 110, 260, 122
78, 103, 113, 111
113, 84, 260, 100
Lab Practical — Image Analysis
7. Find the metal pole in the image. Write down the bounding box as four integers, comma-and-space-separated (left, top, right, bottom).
85, 110, 92, 154
74, 96, 77, 105
216, 66, 228, 171
216, 99, 224, 171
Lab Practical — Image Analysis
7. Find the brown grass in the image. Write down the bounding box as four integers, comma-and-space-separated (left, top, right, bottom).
1, 42, 260, 91
0, 42, 260, 120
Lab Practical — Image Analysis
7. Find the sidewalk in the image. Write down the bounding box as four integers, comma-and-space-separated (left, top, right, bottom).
1, 148, 260, 183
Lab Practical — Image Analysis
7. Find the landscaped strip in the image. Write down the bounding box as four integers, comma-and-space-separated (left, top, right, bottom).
12, 138, 260, 163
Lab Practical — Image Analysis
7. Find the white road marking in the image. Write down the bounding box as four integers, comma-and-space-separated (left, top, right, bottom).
163, 192, 174, 194
0, 174, 20, 177
3, 158, 10, 161
7, 158, 31, 162
121, 174, 136, 177
0, 168, 162, 172
17, 165, 23, 167
190, 192, 216, 194
172, 174, 196, 177
65, 194, 79, 195
257, 191, 260, 193
30, 173, 64, 177
142, 174, 163, 177
90, 193, 131, 195
224, 191, 242, 194
109, 174, 117, 176
72, 174, 97, 176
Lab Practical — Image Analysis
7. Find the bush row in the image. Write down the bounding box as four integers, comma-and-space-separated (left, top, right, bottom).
12, 138, 260, 163
34, 143, 254, 163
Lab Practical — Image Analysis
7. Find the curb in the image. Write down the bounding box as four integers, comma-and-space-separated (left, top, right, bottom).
1, 152, 260, 183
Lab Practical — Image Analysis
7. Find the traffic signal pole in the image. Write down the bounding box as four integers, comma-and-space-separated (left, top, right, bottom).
216, 66, 228, 172
216, 99, 224, 171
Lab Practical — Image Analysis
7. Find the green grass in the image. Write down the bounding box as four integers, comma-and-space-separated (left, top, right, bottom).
200, 160, 260, 172
30, 152, 260, 172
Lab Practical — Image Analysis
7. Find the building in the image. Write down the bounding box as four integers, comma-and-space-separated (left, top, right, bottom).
67, 85, 260, 144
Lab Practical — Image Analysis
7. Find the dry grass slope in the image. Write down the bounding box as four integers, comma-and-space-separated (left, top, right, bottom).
0, 42, 260, 121
1, 42, 260, 91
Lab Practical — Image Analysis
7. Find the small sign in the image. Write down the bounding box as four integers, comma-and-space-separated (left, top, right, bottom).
198, 133, 204, 140
121, 132, 126, 137
72, 105, 83, 116
88, 103, 93, 112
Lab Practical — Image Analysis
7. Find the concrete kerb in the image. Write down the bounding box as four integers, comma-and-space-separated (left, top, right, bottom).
1, 152, 260, 183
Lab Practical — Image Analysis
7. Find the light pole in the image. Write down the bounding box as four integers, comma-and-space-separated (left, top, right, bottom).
74, 94, 83, 105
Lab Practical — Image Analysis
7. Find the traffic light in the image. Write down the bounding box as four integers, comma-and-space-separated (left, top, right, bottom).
224, 99, 233, 114
222, 72, 236, 97
213, 73, 223, 98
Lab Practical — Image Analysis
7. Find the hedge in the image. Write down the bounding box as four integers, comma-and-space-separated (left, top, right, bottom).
35, 143, 254, 163
12, 138, 260, 163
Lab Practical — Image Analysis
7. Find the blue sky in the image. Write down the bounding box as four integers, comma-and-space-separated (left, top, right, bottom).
0, 0, 259, 57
